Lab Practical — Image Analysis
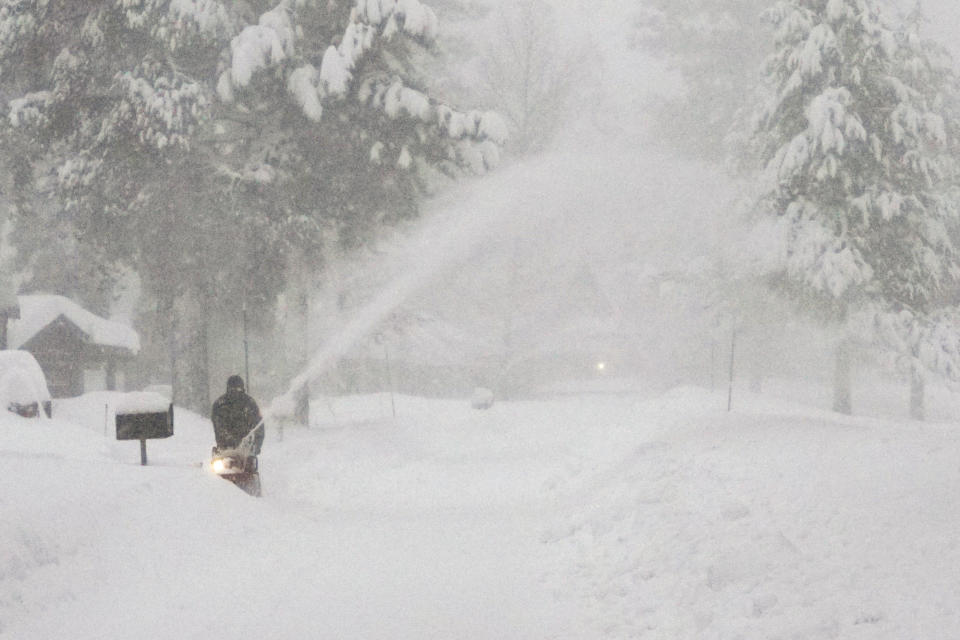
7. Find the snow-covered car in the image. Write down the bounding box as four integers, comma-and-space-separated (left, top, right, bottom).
0, 350, 52, 418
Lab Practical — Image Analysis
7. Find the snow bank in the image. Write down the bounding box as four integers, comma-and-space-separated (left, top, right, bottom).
0, 349, 50, 407
5, 384, 960, 637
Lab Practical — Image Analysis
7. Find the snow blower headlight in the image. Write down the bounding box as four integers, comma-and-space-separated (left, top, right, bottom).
211, 458, 226, 474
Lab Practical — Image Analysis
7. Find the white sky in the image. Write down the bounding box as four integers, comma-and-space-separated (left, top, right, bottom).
918, 0, 960, 57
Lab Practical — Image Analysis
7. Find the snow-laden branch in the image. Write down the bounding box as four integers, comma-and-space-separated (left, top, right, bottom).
8, 91, 52, 128
855, 305, 960, 385
218, 0, 508, 163
224, 4, 294, 89
113, 71, 208, 150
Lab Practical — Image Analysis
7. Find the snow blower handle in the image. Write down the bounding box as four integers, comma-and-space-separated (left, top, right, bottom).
237, 418, 265, 456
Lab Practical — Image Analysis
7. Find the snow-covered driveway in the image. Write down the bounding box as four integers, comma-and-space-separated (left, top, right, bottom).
547, 391, 960, 639
3, 387, 960, 639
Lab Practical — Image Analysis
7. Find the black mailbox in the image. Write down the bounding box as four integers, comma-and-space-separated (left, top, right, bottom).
114, 392, 174, 465
116, 404, 174, 440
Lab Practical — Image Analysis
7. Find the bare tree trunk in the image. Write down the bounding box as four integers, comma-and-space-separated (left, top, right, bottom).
105, 359, 117, 391
833, 340, 852, 415
285, 247, 313, 425
198, 303, 210, 410
171, 288, 211, 413
168, 296, 178, 407
910, 365, 925, 421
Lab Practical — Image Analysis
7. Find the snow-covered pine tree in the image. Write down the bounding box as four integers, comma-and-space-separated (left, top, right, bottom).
0, 1, 244, 407
862, 2, 960, 420
0, 0, 507, 410
213, 0, 507, 210
210, 0, 508, 412
748, 0, 960, 415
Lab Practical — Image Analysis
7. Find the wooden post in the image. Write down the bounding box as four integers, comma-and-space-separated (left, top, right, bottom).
727, 328, 737, 412
242, 300, 251, 393
140, 439, 148, 466
383, 340, 396, 420
833, 340, 852, 415
910, 364, 925, 421
105, 358, 117, 391
710, 340, 716, 391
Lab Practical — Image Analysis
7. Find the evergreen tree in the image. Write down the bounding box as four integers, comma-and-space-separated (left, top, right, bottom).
632, 0, 769, 160
747, 0, 960, 415
0, 0, 505, 409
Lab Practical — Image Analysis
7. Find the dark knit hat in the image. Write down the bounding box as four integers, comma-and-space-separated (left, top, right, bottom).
227, 375, 245, 391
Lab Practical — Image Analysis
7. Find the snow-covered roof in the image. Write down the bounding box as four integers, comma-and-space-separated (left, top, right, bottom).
8, 295, 140, 354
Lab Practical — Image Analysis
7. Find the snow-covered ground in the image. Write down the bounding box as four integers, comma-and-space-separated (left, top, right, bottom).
3, 383, 960, 638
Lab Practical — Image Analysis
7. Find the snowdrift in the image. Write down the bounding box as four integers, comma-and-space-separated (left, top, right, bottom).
2, 384, 960, 639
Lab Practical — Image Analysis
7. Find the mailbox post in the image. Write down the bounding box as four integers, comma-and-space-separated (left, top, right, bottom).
115, 392, 174, 465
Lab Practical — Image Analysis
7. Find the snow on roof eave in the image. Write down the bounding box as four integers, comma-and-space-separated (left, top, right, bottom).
9, 295, 140, 354
86, 340, 141, 360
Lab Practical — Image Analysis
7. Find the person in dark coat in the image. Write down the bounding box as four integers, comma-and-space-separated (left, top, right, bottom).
211, 375, 264, 455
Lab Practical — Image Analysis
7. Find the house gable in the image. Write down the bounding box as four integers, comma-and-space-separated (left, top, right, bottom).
9, 294, 139, 354
10, 297, 140, 399
21, 315, 88, 398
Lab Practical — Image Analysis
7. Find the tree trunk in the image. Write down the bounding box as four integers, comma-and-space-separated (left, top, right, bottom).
168, 297, 178, 407
294, 383, 310, 426
910, 366, 925, 421
284, 246, 313, 425
171, 288, 211, 413
832, 341, 852, 415
198, 305, 210, 409
105, 359, 117, 391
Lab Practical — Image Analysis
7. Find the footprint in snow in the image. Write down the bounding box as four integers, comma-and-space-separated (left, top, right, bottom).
722, 503, 751, 521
